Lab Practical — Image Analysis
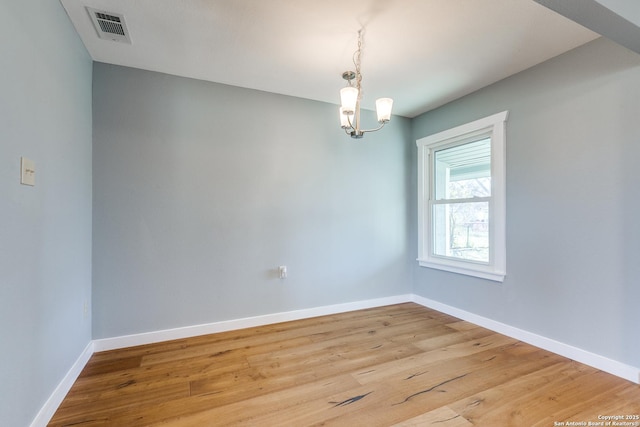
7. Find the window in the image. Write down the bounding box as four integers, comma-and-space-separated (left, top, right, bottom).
417, 111, 508, 282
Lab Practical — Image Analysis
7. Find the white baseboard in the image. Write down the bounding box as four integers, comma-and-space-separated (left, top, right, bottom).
93, 294, 413, 352
411, 294, 640, 384
29, 341, 94, 427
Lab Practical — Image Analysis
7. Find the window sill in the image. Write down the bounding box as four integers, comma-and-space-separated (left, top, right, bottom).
417, 259, 505, 282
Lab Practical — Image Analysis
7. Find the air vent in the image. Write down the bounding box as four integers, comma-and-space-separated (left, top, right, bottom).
87, 7, 131, 44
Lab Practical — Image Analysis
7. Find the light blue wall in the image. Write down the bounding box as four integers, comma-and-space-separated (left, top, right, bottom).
0, 1, 92, 426
92, 64, 412, 339
595, 0, 640, 26
411, 38, 640, 368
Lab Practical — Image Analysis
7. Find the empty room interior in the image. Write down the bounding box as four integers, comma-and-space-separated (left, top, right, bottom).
2, 0, 640, 426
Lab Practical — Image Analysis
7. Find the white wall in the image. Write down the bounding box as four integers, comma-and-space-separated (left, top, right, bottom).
92, 63, 413, 339
411, 37, 640, 369
0, 1, 92, 425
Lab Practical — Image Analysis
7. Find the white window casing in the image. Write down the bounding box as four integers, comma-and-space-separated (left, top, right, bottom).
416, 111, 508, 282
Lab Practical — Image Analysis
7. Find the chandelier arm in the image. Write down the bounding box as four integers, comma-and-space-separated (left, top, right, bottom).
358, 121, 387, 135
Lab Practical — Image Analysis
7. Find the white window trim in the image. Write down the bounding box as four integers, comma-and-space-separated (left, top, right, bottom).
416, 111, 508, 282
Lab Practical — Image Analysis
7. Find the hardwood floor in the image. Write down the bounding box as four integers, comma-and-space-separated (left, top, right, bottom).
49, 303, 639, 426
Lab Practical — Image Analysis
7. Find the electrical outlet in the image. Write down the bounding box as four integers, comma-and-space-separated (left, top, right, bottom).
83, 301, 89, 319
278, 266, 287, 279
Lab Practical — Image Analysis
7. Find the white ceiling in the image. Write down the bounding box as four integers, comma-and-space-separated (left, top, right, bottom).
60, 0, 599, 118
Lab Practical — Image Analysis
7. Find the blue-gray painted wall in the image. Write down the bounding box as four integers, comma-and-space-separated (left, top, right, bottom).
411, 37, 640, 369
91, 63, 413, 339
0, 1, 92, 426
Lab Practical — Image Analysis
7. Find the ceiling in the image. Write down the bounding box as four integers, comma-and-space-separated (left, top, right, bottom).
60, 0, 600, 118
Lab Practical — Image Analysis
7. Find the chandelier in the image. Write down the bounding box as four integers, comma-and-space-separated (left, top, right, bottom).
339, 30, 393, 139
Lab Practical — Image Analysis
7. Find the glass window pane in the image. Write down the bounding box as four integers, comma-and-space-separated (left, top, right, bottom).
434, 138, 491, 200
433, 201, 489, 263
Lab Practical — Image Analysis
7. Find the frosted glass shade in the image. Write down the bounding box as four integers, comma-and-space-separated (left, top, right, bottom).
339, 107, 354, 129
376, 98, 393, 123
340, 86, 359, 114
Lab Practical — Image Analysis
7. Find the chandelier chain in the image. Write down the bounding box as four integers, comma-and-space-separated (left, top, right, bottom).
353, 30, 363, 93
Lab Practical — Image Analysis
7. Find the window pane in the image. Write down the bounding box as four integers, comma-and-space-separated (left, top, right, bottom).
434, 138, 491, 200
433, 201, 489, 262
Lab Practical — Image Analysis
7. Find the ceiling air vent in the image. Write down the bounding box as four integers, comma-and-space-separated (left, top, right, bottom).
87, 7, 131, 44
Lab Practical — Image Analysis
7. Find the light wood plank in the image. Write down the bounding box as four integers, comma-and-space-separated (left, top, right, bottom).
391, 406, 473, 427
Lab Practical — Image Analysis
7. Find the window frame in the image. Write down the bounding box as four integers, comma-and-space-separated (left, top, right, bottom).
416, 111, 508, 282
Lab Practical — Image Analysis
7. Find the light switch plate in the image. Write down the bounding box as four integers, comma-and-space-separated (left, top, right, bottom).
21, 157, 35, 186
